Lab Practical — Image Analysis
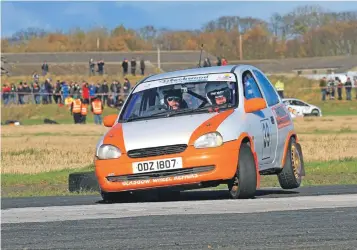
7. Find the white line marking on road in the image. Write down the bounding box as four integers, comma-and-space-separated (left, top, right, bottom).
2, 194, 357, 224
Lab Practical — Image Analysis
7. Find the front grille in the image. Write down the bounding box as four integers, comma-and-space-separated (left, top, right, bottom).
107, 166, 215, 182
127, 144, 187, 158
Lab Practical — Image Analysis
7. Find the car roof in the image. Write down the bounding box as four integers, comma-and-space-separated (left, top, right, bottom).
142, 64, 256, 82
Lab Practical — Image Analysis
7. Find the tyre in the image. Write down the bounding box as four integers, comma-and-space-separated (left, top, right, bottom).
228, 143, 257, 199
100, 190, 131, 203
68, 172, 99, 192
311, 109, 320, 116
278, 137, 304, 189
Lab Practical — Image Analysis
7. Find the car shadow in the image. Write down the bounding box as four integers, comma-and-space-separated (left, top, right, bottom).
95, 188, 300, 204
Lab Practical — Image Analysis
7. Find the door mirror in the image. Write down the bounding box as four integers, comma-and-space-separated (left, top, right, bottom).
103, 114, 118, 127
244, 98, 267, 113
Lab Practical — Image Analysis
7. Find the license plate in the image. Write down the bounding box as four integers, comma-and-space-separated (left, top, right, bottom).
132, 157, 183, 174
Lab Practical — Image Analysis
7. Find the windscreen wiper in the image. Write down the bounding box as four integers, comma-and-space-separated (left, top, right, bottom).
125, 110, 170, 122
167, 103, 234, 117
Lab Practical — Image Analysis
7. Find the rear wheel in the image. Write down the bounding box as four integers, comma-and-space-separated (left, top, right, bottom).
228, 143, 257, 199
278, 137, 303, 189
311, 109, 320, 116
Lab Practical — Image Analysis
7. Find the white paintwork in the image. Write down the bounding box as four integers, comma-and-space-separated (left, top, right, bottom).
282, 98, 322, 117
121, 113, 217, 150
96, 64, 296, 175
3, 194, 357, 224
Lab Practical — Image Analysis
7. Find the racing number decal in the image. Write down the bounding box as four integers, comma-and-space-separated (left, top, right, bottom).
260, 119, 272, 160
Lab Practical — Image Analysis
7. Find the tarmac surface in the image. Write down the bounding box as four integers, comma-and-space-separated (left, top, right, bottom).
2, 185, 357, 249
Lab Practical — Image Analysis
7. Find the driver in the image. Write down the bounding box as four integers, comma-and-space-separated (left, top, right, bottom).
205, 82, 232, 105
163, 89, 186, 110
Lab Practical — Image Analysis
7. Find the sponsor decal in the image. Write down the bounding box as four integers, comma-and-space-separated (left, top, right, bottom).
271, 104, 292, 129
121, 174, 199, 186
159, 75, 209, 84
133, 73, 236, 93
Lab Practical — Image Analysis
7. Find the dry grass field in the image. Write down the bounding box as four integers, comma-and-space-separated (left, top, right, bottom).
1, 115, 357, 174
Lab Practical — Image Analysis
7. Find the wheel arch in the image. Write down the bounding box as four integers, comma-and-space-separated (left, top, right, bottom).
281, 131, 298, 167
237, 133, 260, 189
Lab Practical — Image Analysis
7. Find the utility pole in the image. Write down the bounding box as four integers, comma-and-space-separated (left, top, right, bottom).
239, 34, 243, 60
157, 44, 161, 71
97, 37, 100, 50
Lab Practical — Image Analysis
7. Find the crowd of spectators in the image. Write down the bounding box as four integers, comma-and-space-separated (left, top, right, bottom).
1, 78, 132, 108
319, 76, 357, 101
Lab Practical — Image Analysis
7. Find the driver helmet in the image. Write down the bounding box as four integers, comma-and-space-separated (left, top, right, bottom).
205, 82, 232, 105
162, 88, 183, 109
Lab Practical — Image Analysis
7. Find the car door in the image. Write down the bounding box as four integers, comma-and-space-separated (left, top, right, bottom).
289, 100, 305, 116
241, 68, 278, 166
251, 69, 280, 165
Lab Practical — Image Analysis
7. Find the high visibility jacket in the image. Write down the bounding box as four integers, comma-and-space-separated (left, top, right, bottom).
275, 80, 284, 91
92, 100, 103, 115
72, 99, 82, 113
81, 104, 88, 115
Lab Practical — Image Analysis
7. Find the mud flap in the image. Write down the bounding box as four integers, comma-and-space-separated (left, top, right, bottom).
296, 143, 305, 176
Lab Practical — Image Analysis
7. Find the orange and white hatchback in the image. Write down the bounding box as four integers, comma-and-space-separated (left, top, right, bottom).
95, 65, 305, 202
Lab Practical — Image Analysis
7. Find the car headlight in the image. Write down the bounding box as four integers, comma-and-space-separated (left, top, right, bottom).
97, 144, 122, 159
194, 132, 223, 149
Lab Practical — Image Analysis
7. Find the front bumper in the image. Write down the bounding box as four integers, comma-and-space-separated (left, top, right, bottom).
95, 140, 239, 192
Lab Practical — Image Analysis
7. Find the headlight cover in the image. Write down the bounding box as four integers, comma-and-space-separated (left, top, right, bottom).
97, 144, 122, 159
194, 132, 223, 149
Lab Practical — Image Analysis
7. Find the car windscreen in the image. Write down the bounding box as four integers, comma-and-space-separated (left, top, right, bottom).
118, 73, 238, 123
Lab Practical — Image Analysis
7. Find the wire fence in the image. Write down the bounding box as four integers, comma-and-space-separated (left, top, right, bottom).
1, 92, 131, 106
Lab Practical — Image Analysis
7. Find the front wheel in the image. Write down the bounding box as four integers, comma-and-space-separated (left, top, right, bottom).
278, 137, 304, 189
228, 143, 257, 199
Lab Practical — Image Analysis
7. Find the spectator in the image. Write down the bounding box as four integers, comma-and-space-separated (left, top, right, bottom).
10, 83, 17, 104
216, 57, 221, 66
2, 83, 11, 105
89, 58, 95, 75
41, 61, 49, 76
101, 80, 109, 105
89, 83, 96, 101
22, 82, 31, 104
122, 58, 129, 75
54, 80, 62, 104
17, 82, 24, 105
97, 60, 105, 75
40, 82, 48, 104
32, 82, 41, 104
82, 82, 89, 104
131, 58, 136, 76
221, 58, 228, 66
32, 71, 40, 83
203, 58, 211, 67
319, 77, 327, 101
345, 77, 352, 101
44, 79, 53, 104
61, 81, 70, 101
337, 78, 343, 100
123, 78, 131, 96
328, 78, 335, 100
91, 96, 104, 125
354, 77, 357, 100
140, 59, 145, 75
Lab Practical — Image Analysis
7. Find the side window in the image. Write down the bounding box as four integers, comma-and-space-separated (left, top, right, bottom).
253, 69, 280, 106
242, 70, 263, 100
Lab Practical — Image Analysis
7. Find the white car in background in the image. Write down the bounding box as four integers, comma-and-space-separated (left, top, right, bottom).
282, 98, 322, 117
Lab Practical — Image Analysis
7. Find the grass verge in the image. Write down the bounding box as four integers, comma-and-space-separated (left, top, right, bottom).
2, 158, 356, 198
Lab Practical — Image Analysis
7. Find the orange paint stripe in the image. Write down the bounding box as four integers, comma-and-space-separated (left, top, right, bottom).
102, 123, 127, 153
281, 130, 297, 167
188, 109, 234, 145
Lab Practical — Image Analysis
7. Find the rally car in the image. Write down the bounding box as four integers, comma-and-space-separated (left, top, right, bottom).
95, 65, 305, 202
282, 98, 322, 117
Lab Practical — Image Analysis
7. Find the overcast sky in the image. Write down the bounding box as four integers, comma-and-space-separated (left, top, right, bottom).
2, 1, 357, 37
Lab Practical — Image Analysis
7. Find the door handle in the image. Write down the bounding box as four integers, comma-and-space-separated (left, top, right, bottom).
270, 116, 275, 124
